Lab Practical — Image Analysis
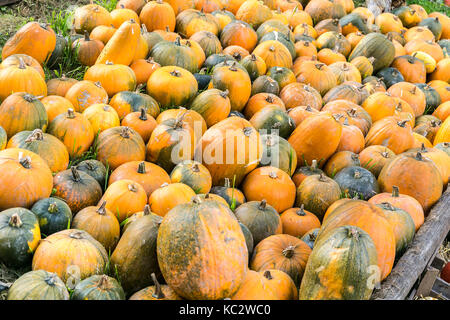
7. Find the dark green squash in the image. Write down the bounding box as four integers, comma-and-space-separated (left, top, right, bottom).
250, 105, 295, 138
418, 17, 442, 41
76, 159, 107, 188
150, 37, 199, 74
228, 110, 246, 118
376, 202, 415, 257
240, 54, 266, 81
110, 212, 163, 295
30, 197, 72, 236
7, 270, 69, 300
239, 221, 254, 257
210, 178, 246, 210
111, 90, 160, 120
46, 34, 68, 70
334, 166, 379, 200
415, 83, 441, 113
259, 134, 297, 176
256, 20, 291, 41
234, 200, 281, 245
203, 53, 236, 70
71, 274, 125, 300
375, 67, 405, 88
251, 75, 280, 95
0, 208, 40, 268
299, 225, 378, 300
339, 13, 369, 34
437, 39, 450, 55
348, 33, 395, 72
259, 31, 296, 60
266, 66, 296, 90
300, 228, 320, 250
193, 73, 212, 91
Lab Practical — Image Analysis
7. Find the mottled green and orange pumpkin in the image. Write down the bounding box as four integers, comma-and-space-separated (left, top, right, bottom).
7, 270, 69, 300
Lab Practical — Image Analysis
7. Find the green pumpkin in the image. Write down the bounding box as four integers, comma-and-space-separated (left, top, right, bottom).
415, 83, 441, 112
76, 159, 107, 188
141, 29, 164, 52
418, 17, 442, 41
300, 228, 320, 250
376, 202, 415, 257
250, 105, 295, 138
210, 178, 246, 210
348, 33, 395, 72
266, 66, 296, 90
259, 31, 296, 60
71, 275, 125, 300
259, 134, 297, 176
256, 20, 292, 41
339, 13, 369, 34
47, 34, 68, 70
150, 38, 199, 74
7, 270, 69, 300
112, 91, 160, 120
334, 166, 380, 200
203, 53, 236, 70
0, 208, 40, 268
251, 75, 280, 96
438, 39, 450, 55
435, 142, 450, 156
299, 225, 378, 300
0, 125, 6, 150
375, 67, 405, 88
31, 197, 72, 236
240, 54, 265, 81
239, 222, 254, 257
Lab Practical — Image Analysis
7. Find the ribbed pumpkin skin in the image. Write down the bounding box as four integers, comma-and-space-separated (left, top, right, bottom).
378, 152, 443, 212
32, 229, 108, 283
157, 198, 248, 300
259, 134, 297, 176
150, 39, 199, 74
434, 116, 450, 146
0, 208, 41, 268
111, 213, 162, 295
7, 270, 69, 300
72, 275, 125, 300
288, 113, 342, 167
30, 197, 72, 236
76, 159, 107, 187
358, 146, 396, 178
129, 283, 182, 300
95, 19, 140, 65
170, 160, 212, 194
190, 89, 231, 128
110, 91, 160, 120
84, 63, 137, 97
318, 200, 396, 281
250, 234, 311, 287
348, 33, 395, 72
299, 225, 378, 300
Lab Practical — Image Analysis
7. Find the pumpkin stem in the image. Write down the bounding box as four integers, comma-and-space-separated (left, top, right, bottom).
353, 170, 361, 179
258, 199, 267, 210
174, 37, 181, 46
170, 69, 182, 77
98, 275, 110, 290
151, 273, 165, 299
128, 183, 138, 192
71, 166, 81, 182
282, 245, 296, 259
69, 230, 84, 239
351, 153, 359, 162
44, 274, 57, 286
415, 152, 423, 161
219, 89, 229, 99
120, 126, 131, 138
97, 201, 107, 215
67, 108, 76, 119
311, 159, 318, 169
263, 270, 273, 280
9, 213, 23, 228
318, 173, 327, 182
143, 204, 151, 215
84, 30, 90, 42
18, 152, 32, 169
192, 163, 200, 172
243, 127, 253, 137
23, 94, 36, 102
18, 57, 27, 69
268, 171, 278, 179
296, 204, 306, 216
137, 161, 147, 174
379, 202, 396, 211
48, 202, 59, 214
224, 178, 231, 188
397, 120, 408, 128
25, 129, 44, 143
137, 108, 148, 121
305, 105, 312, 112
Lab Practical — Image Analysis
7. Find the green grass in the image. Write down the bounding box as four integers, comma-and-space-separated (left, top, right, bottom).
406, 0, 450, 15
94, 0, 119, 12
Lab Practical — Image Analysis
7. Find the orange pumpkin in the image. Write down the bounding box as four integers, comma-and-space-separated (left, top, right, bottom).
220, 20, 258, 53
358, 145, 396, 178
90, 25, 117, 45
148, 182, 196, 217
280, 82, 323, 110
121, 108, 157, 143
295, 61, 337, 96
46, 75, 78, 97
72, 31, 105, 66
429, 58, 450, 83
82, 103, 121, 134
280, 205, 321, 238
40, 96, 73, 123
432, 101, 450, 122
64, 80, 108, 113
391, 55, 426, 83
130, 58, 161, 85
73, 4, 113, 33
84, 62, 137, 97
140, 0, 176, 32
0, 54, 45, 79
252, 40, 293, 70
387, 82, 426, 117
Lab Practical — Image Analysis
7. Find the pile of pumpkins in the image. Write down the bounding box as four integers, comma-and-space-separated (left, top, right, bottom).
0, 0, 449, 300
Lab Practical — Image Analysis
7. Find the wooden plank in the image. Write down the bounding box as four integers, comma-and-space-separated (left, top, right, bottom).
431, 278, 450, 300
371, 188, 450, 300
0, 0, 21, 6
414, 267, 440, 298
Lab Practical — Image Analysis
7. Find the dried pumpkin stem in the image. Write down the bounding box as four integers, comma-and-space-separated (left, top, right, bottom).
9, 213, 22, 228
97, 201, 107, 215
48, 203, 59, 214
151, 273, 165, 299
137, 161, 146, 174
71, 166, 81, 182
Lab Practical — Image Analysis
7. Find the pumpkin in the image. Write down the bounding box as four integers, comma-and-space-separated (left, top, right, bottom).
299, 225, 378, 300
166, 0, 195, 15
73, 4, 113, 33
333, 166, 379, 200
336, 118, 365, 153
210, 178, 246, 210
211, 9, 236, 32
90, 25, 117, 45
295, 173, 341, 221
250, 234, 311, 287
280, 83, 322, 111
433, 101, 450, 122
300, 228, 320, 250
157, 196, 248, 300
358, 145, 396, 178
30, 197, 72, 236
40, 95, 73, 123
190, 89, 231, 127
414, 115, 442, 143
0, 54, 45, 79
288, 113, 342, 167
242, 166, 295, 213
252, 40, 293, 70
295, 61, 337, 96
155, 108, 206, 135
46, 75, 78, 97
249, 105, 295, 138
348, 33, 395, 72
328, 61, 361, 85
280, 205, 321, 238
100, 179, 147, 222
322, 100, 372, 135
316, 32, 351, 57
314, 19, 340, 37
53, 166, 103, 214
110, 90, 160, 120
378, 152, 442, 212
147, 66, 198, 109
286, 105, 320, 128
176, 8, 220, 38
2, 22, 56, 65
47, 109, 94, 159
7, 270, 69, 300
32, 229, 108, 283
75, 159, 107, 187
369, 186, 424, 232
72, 31, 104, 67
231, 269, 298, 300
283, 7, 313, 28
81, 104, 119, 135
323, 150, 359, 177
45, 32, 66, 68
406, 144, 450, 185
120, 109, 156, 144
129, 273, 182, 300
415, 83, 442, 114
72, 274, 125, 300
435, 142, 450, 156
292, 159, 324, 187
190, 30, 222, 57
362, 92, 415, 127
411, 51, 437, 73
429, 12, 450, 40
64, 80, 108, 113
0, 208, 40, 268
148, 182, 196, 217
130, 58, 160, 86
259, 134, 297, 176
111, 212, 162, 294
404, 26, 435, 43
235, 0, 272, 28
428, 81, 450, 104
240, 54, 267, 81
405, 39, 444, 64
304, 0, 346, 25
220, 20, 258, 53
0, 59, 47, 102
7, 129, 69, 173
95, 19, 140, 65
194, 117, 262, 186
222, 45, 249, 62
317, 48, 346, 65
251, 75, 280, 96
170, 160, 212, 194
394, 6, 421, 28
84, 62, 136, 97
365, 116, 414, 154
387, 82, 426, 117
294, 40, 317, 58
0, 148, 53, 211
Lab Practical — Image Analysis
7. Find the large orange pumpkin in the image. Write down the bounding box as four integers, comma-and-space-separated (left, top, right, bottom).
64, 80, 108, 113
148, 182, 196, 217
